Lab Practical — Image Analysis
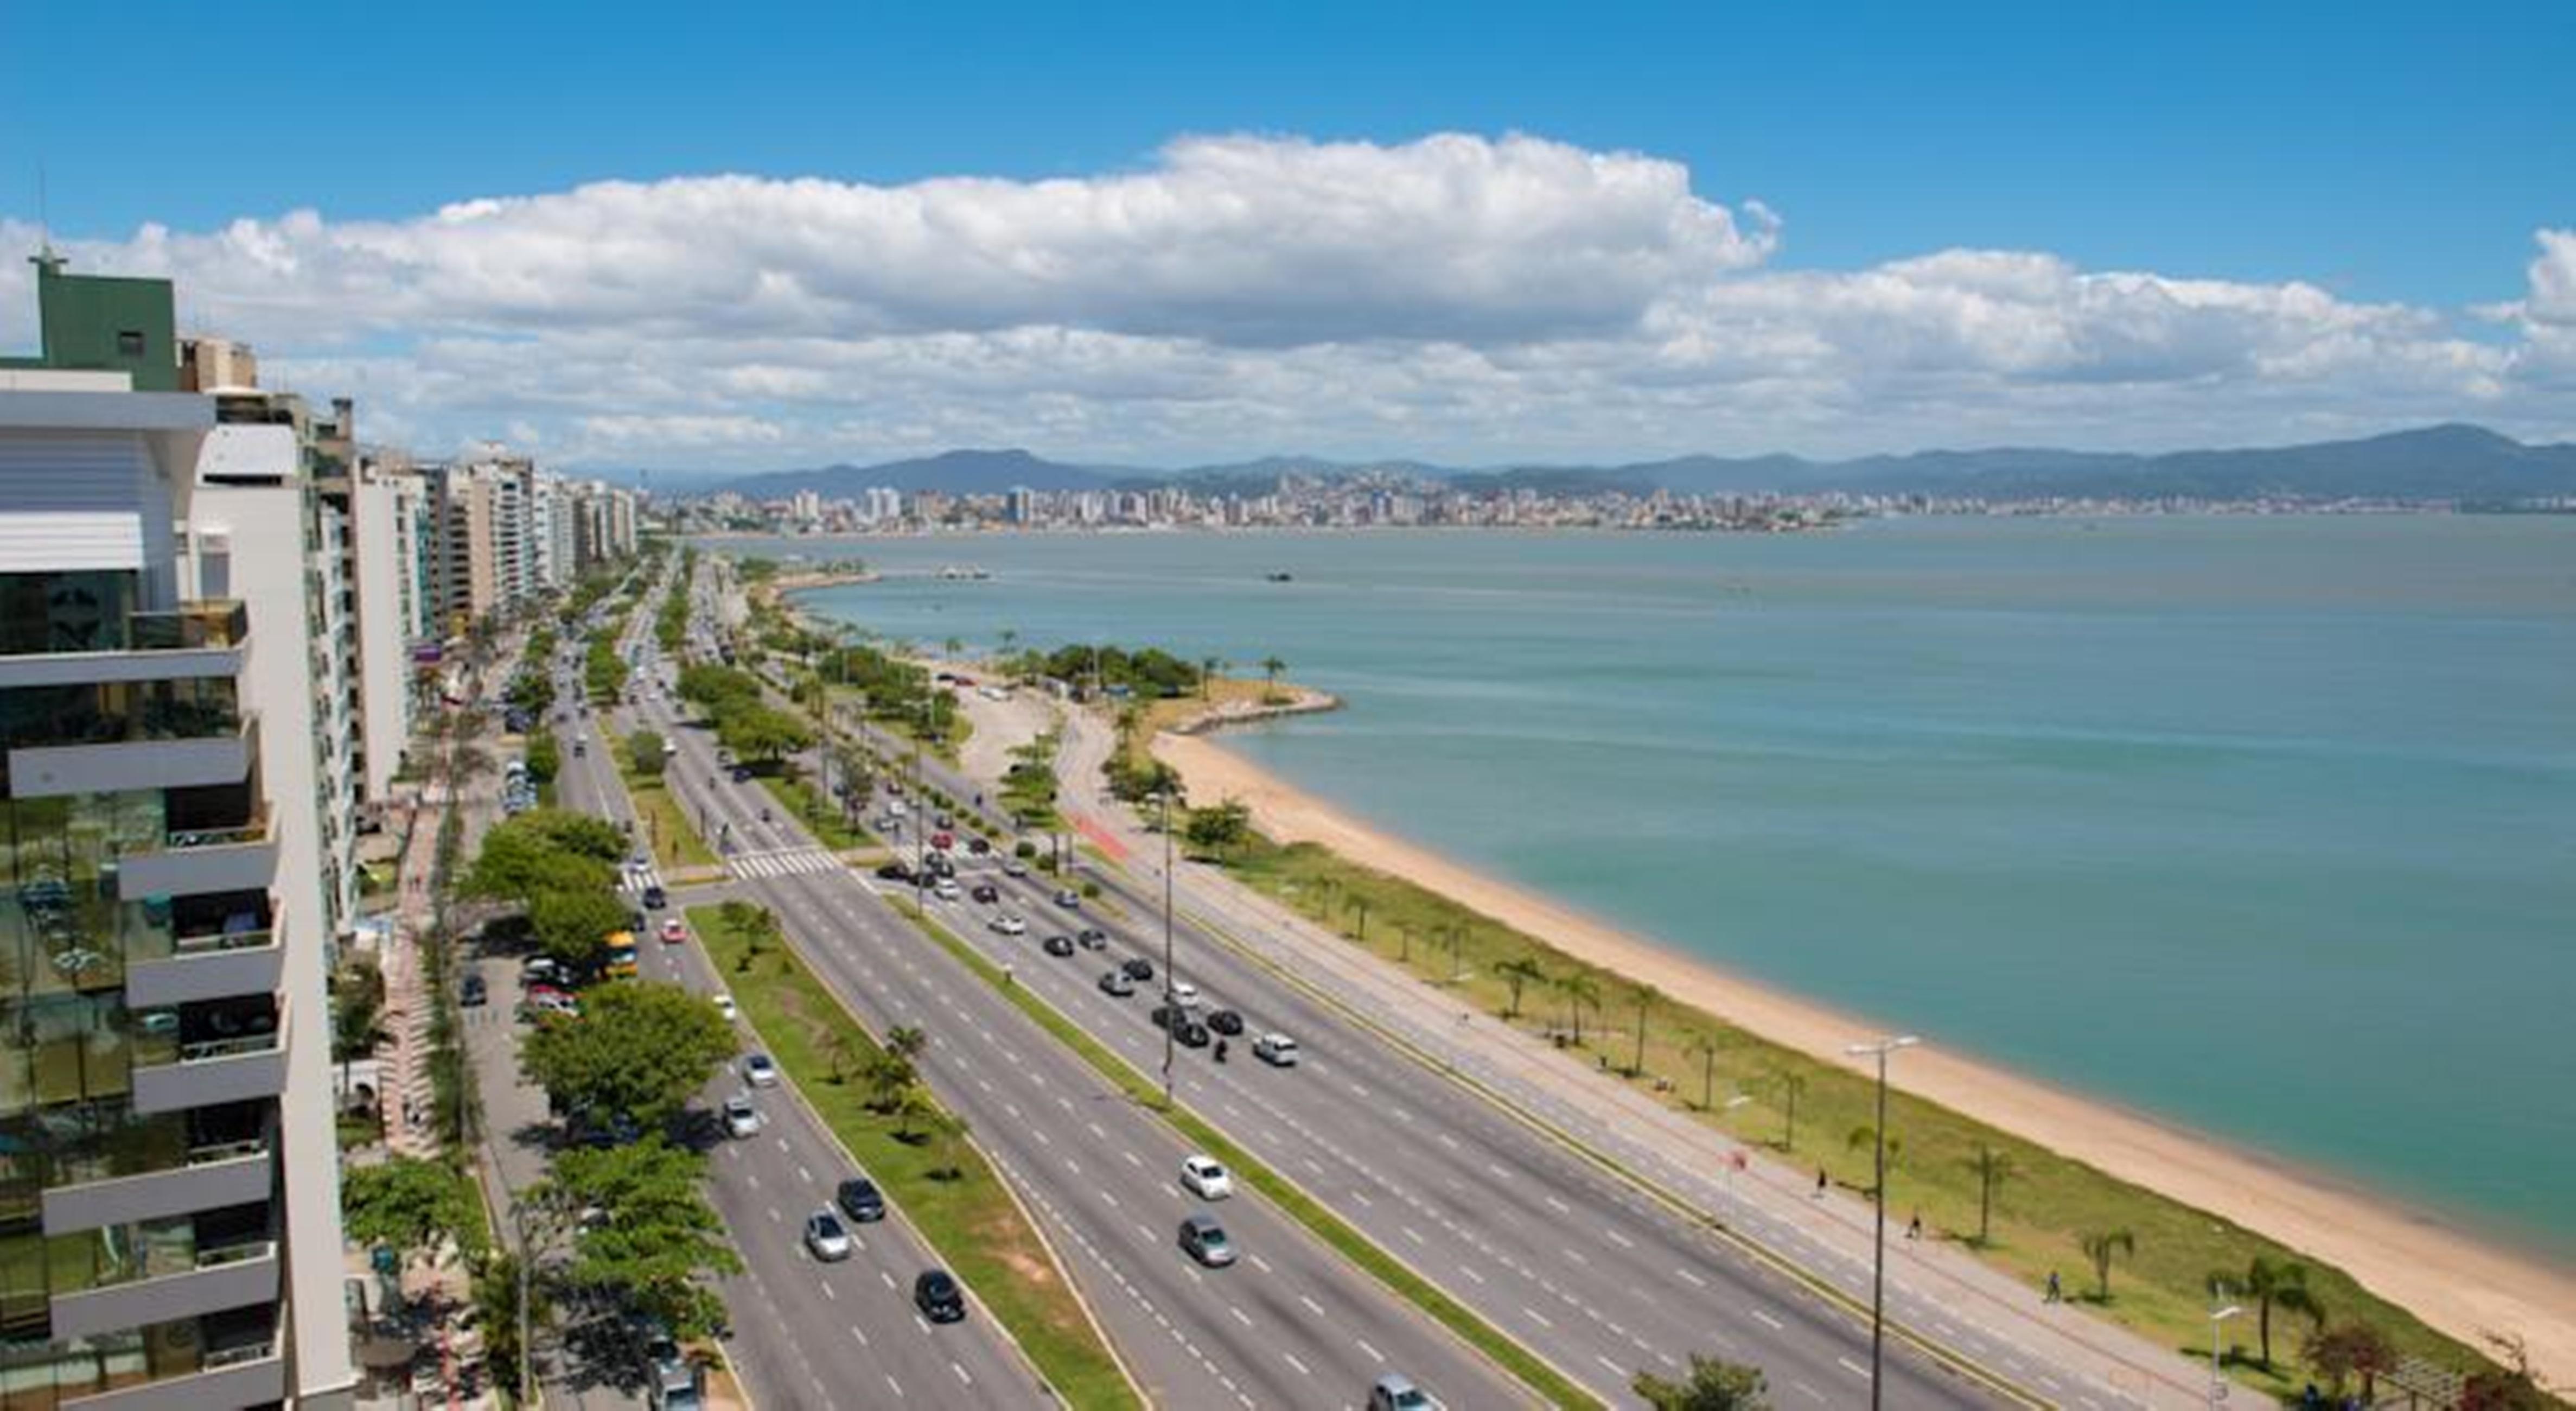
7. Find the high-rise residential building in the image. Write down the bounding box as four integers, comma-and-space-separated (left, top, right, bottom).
0, 253, 355, 1407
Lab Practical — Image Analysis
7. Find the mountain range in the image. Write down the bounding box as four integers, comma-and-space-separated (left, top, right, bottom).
658, 425, 2576, 504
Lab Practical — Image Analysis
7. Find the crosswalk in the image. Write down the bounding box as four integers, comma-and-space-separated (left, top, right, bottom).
622, 860, 664, 894
727, 846, 845, 880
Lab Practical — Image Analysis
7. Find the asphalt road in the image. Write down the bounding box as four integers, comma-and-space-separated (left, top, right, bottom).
631, 594, 1528, 1409
798, 671, 2005, 1409
542, 586, 1042, 1409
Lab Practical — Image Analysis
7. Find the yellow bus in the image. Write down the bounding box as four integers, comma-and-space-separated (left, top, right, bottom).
604, 932, 639, 980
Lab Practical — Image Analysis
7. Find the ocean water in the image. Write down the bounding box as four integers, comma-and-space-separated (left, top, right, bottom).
764, 517, 2576, 1253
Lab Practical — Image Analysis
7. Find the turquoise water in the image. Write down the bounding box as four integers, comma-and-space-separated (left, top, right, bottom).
769, 518, 2576, 1254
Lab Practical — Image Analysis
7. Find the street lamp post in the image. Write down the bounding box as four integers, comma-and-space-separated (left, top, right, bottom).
2208, 1302, 2242, 1406
1844, 1033, 1919, 1411
1720, 1093, 1753, 1206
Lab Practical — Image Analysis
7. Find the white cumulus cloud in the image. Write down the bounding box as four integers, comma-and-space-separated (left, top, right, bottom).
0, 134, 2566, 466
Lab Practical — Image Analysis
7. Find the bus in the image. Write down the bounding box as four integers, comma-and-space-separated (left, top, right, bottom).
604, 932, 639, 980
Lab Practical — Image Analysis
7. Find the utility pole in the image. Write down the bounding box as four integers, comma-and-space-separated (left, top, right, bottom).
1159, 786, 1176, 1107
1844, 1034, 1919, 1411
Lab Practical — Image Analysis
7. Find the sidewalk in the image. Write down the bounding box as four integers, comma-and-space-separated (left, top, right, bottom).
1051, 710, 2216, 1410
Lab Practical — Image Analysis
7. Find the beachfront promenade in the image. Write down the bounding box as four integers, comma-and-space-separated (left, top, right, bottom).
1051, 698, 2215, 1408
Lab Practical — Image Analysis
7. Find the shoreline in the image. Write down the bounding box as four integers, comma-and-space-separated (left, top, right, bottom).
1153, 723, 2576, 1389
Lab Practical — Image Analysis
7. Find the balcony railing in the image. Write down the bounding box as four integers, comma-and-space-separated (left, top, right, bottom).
173, 927, 273, 954
193, 1239, 274, 1270
183, 1137, 270, 1167
200, 1339, 278, 1370
178, 1033, 280, 1064
125, 601, 248, 652
163, 815, 270, 851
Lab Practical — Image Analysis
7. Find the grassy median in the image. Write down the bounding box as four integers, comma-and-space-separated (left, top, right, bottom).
890, 899, 1601, 1410
609, 724, 717, 869
689, 905, 1139, 1411
753, 769, 873, 851
1210, 831, 2507, 1401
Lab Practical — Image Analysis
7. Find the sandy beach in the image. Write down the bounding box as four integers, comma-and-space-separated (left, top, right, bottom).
1154, 728, 2576, 1389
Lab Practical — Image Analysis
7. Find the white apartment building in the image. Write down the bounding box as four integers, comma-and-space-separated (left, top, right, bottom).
0, 256, 355, 1407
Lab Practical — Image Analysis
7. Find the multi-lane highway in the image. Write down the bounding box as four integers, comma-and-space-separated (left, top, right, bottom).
616, 588, 1525, 1408
542, 582, 1045, 1408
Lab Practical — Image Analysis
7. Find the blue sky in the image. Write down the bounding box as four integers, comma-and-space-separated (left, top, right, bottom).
1, 1, 2569, 467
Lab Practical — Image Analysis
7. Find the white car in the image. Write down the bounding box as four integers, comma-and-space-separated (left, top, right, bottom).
990, 914, 1027, 937
933, 879, 961, 901
1166, 981, 1200, 1007
713, 994, 738, 1021
721, 1095, 762, 1139
742, 1053, 780, 1088
1180, 1154, 1233, 1200
1253, 1033, 1300, 1067
802, 1208, 854, 1262
1003, 858, 1028, 878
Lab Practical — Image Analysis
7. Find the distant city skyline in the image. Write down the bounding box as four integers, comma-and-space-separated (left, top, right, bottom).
2, 1, 2569, 467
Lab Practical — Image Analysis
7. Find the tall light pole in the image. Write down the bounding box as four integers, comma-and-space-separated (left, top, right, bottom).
1159, 786, 1176, 1107
2208, 1302, 2242, 1407
1844, 1033, 1918, 1411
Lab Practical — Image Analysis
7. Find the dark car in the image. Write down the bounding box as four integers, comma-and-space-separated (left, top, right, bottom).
970, 883, 1000, 905
641, 885, 667, 910
836, 1176, 886, 1223
1176, 1020, 1212, 1048
934, 815, 955, 830
1099, 969, 1136, 997
1120, 957, 1155, 982
966, 836, 992, 855
460, 972, 489, 1007
729, 765, 752, 783
1178, 1214, 1236, 1267
1076, 928, 1108, 950
875, 860, 916, 883
1206, 1008, 1245, 1036
1042, 934, 1076, 957
914, 1269, 966, 1323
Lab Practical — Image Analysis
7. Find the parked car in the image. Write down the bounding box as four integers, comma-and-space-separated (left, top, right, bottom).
1178, 1214, 1236, 1267
460, 972, 488, 1007
966, 836, 991, 855
713, 994, 737, 1021
914, 1269, 967, 1323
875, 860, 916, 882
802, 1208, 853, 1262
1254, 1033, 1300, 1066
1180, 1154, 1233, 1200
1003, 857, 1028, 877
1098, 969, 1136, 997
836, 1175, 886, 1223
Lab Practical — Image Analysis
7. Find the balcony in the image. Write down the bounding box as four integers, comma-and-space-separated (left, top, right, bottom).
130, 1006, 288, 1116
125, 925, 282, 1009
7, 704, 255, 800
49, 1239, 279, 1342
0, 601, 249, 690
125, 601, 248, 652
42, 1135, 275, 1236
112, 813, 275, 900
61, 1342, 288, 1411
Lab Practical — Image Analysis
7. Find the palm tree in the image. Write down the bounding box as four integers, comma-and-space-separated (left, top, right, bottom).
865, 1053, 917, 1113
1558, 973, 1600, 1046
1259, 655, 1286, 698
885, 1025, 927, 1065
892, 1083, 940, 1141
2078, 1228, 2137, 1302
1684, 1031, 1725, 1111
1962, 1143, 2017, 1246
1845, 1126, 1904, 1201
1628, 982, 1661, 1076
1772, 1070, 1809, 1152
933, 1111, 972, 1180
1495, 957, 1547, 1019
2209, 1255, 2324, 1368
942, 635, 964, 660
1199, 656, 1222, 700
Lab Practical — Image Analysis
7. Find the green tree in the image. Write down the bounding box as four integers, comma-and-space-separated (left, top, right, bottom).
2078, 1228, 2136, 1302
892, 1082, 941, 1141
2303, 1321, 2394, 1400
627, 729, 668, 780
863, 1052, 917, 1113
932, 1110, 972, 1181
1558, 972, 1601, 1046
471, 1249, 547, 1399
535, 1139, 742, 1339
1183, 799, 1253, 858
884, 1025, 927, 1064
1633, 1352, 1771, 1409
521, 982, 737, 1129
1771, 1070, 1809, 1152
342, 1156, 485, 1263
1259, 654, 1287, 698
524, 732, 560, 785
1962, 1143, 2017, 1247
1495, 956, 1547, 1019
2208, 1255, 2324, 1369
1628, 981, 1661, 1076
1684, 1029, 1725, 1111
1198, 655, 1221, 700
331, 959, 388, 1094
527, 886, 634, 968
1845, 1125, 1904, 1201
466, 810, 623, 901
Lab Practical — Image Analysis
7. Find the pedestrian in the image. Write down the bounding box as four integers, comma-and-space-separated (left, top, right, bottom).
1815, 1167, 1828, 1198
1907, 1211, 1922, 1241
2044, 1270, 2062, 1304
